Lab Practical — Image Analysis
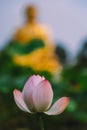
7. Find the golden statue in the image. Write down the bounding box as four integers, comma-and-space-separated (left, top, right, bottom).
12, 5, 62, 74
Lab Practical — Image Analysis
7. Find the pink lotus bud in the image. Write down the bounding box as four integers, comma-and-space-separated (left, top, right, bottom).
13, 75, 69, 115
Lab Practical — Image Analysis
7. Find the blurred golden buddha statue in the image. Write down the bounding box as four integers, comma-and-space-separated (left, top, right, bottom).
13, 5, 62, 74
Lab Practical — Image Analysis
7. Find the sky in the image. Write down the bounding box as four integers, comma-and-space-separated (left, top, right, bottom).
0, 0, 87, 56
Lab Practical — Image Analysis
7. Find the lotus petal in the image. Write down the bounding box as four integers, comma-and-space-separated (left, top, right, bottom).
22, 75, 45, 111
33, 80, 53, 112
13, 89, 31, 112
45, 97, 69, 115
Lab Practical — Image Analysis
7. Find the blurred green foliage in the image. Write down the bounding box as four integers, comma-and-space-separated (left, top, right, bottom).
7, 39, 44, 55
0, 39, 87, 129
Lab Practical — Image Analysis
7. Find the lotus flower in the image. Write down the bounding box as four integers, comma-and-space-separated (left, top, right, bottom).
13, 75, 69, 115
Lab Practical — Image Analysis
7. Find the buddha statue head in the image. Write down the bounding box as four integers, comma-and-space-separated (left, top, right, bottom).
25, 5, 38, 23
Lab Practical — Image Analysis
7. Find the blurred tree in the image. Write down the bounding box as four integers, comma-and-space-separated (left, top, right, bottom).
55, 44, 68, 66
77, 40, 87, 69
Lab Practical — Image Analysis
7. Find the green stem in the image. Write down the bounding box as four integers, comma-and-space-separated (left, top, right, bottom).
37, 113, 44, 130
